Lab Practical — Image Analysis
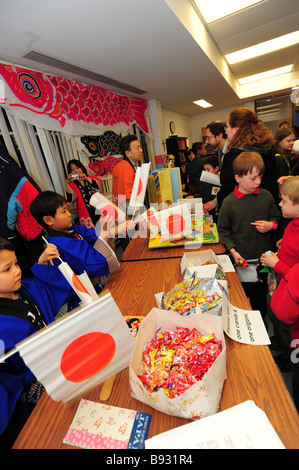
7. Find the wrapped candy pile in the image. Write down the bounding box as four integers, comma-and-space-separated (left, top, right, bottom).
162, 278, 222, 316
138, 326, 222, 398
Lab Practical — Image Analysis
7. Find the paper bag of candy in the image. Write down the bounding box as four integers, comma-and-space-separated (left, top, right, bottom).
129, 308, 226, 419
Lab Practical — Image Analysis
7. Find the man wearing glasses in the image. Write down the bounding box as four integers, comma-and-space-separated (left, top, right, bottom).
203, 121, 228, 213
205, 121, 228, 170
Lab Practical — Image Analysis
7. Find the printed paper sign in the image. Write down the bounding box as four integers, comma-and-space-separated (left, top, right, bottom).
221, 291, 270, 345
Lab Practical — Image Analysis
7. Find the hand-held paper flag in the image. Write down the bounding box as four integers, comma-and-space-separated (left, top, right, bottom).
15, 293, 135, 402
76, 271, 99, 301
41, 236, 96, 306
159, 204, 192, 241
57, 262, 94, 306
129, 163, 151, 212
89, 192, 126, 224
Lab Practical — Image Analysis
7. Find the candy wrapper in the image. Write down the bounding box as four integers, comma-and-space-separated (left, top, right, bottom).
138, 327, 221, 398
161, 278, 223, 316
129, 308, 226, 420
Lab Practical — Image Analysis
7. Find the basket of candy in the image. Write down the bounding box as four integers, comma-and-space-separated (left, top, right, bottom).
129, 308, 226, 419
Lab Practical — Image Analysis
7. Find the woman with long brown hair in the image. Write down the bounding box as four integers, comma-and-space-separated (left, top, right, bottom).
204, 107, 278, 211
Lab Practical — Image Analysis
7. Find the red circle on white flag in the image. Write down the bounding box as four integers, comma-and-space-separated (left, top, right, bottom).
148, 209, 159, 226
60, 332, 116, 382
137, 179, 143, 196
99, 205, 118, 219
166, 214, 185, 234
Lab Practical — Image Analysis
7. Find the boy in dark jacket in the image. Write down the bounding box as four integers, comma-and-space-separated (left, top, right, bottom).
30, 191, 110, 282
0, 237, 73, 446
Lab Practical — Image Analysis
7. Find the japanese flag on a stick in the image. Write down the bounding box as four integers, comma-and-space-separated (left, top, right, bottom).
129, 163, 151, 211
159, 204, 192, 242
89, 193, 126, 224
58, 262, 96, 306
15, 293, 135, 402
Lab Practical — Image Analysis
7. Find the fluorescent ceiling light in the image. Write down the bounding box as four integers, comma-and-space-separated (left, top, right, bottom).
256, 103, 282, 110
226, 31, 299, 64
257, 112, 281, 119
193, 99, 213, 108
257, 108, 281, 116
194, 0, 262, 24
239, 65, 293, 84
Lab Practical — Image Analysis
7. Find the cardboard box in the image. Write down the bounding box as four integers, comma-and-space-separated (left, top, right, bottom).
180, 249, 220, 274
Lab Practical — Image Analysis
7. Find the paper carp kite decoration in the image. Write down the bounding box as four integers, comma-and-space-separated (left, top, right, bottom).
0, 63, 149, 135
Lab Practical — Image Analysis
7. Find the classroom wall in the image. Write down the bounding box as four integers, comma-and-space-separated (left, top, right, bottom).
162, 108, 192, 148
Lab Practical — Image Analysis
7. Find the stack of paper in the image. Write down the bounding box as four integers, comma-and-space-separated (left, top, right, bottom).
145, 401, 285, 449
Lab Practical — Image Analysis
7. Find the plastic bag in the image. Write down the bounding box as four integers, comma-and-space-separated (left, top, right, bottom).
161, 278, 223, 316
267, 270, 278, 296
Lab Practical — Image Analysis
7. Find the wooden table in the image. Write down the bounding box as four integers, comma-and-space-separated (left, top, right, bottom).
121, 234, 226, 262
13, 258, 299, 449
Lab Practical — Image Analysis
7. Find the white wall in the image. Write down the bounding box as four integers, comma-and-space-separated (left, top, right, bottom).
162, 108, 192, 148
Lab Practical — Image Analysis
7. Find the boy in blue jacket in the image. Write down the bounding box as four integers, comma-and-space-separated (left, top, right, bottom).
0, 237, 73, 447
30, 191, 110, 283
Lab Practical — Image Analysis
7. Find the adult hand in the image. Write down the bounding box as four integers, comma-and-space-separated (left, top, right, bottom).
66, 171, 81, 183
77, 173, 92, 184
203, 200, 216, 212
66, 172, 74, 183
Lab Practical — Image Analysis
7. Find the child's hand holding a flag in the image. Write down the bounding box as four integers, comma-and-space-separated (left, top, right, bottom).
38, 243, 60, 265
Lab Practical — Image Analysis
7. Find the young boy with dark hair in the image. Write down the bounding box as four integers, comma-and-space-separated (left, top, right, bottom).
0, 237, 73, 446
217, 151, 280, 317
30, 191, 110, 284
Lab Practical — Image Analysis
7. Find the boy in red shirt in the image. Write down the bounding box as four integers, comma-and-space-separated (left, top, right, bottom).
270, 263, 299, 411
261, 176, 299, 275
261, 176, 299, 372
